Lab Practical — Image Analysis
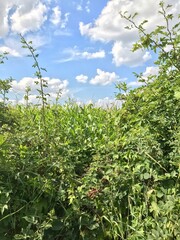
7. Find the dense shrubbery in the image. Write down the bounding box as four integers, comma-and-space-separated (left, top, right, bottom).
0, 2, 179, 239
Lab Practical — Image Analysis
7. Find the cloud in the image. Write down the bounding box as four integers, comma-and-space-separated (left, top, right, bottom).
94, 97, 122, 108
82, 50, 105, 59
10, 76, 69, 103
0, 46, 21, 57
61, 13, 70, 28
0, 2, 9, 37
76, 4, 83, 11
11, 77, 37, 93
112, 42, 151, 67
0, 0, 49, 38
142, 66, 159, 77
90, 69, 121, 86
0, 1, 72, 38
54, 29, 72, 36
128, 81, 144, 87
50, 6, 61, 26
85, 1, 90, 13
79, 0, 179, 66
10, 2, 47, 35
79, 1, 137, 43
58, 47, 105, 62
25, 34, 49, 48
76, 0, 90, 13
0, 34, 49, 58
128, 66, 159, 87
50, 6, 70, 29
76, 74, 88, 83
76, 69, 122, 86
79, 0, 179, 43
79, 22, 92, 36
141, 66, 159, 80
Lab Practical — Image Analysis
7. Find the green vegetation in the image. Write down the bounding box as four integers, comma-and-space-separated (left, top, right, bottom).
0, 2, 179, 239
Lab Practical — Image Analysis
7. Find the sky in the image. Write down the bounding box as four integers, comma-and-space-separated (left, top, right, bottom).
0, 0, 179, 106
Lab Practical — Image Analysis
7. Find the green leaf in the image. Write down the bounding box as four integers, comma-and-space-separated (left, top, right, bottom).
143, 172, 151, 179
150, 201, 160, 215
0, 135, 6, 145
23, 216, 38, 224
174, 91, 180, 99
156, 191, 164, 198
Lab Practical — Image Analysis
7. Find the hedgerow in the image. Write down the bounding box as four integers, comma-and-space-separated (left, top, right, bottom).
0, 2, 179, 239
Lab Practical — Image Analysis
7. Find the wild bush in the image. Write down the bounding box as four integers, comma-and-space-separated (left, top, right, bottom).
0, 2, 179, 239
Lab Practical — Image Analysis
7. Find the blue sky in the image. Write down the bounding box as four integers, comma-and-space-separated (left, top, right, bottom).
0, 0, 179, 105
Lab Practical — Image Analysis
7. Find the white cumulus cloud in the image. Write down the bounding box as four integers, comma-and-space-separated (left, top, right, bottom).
0, 0, 49, 37
11, 77, 37, 92
112, 41, 151, 67
10, 2, 47, 35
76, 74, 88, 83
10, 77, 69, 104
90, 69, 120, 86
141, 66, 159, 80
79, 0, 179, 43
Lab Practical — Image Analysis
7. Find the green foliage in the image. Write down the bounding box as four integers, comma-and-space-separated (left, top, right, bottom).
0, 78, 13, 105
24, 86, 31, 107
20, 34, 48, 127
0, 51, 16, 127
0, 51, 8, 65
0, 1, 179, 239
115, 82, 130, 101
0, 79, 18, 128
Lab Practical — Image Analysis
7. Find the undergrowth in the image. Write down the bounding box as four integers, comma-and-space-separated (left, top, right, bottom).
0, 2, 179, 239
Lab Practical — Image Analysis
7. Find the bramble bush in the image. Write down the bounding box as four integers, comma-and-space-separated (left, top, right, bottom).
0, 2, 179, 239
